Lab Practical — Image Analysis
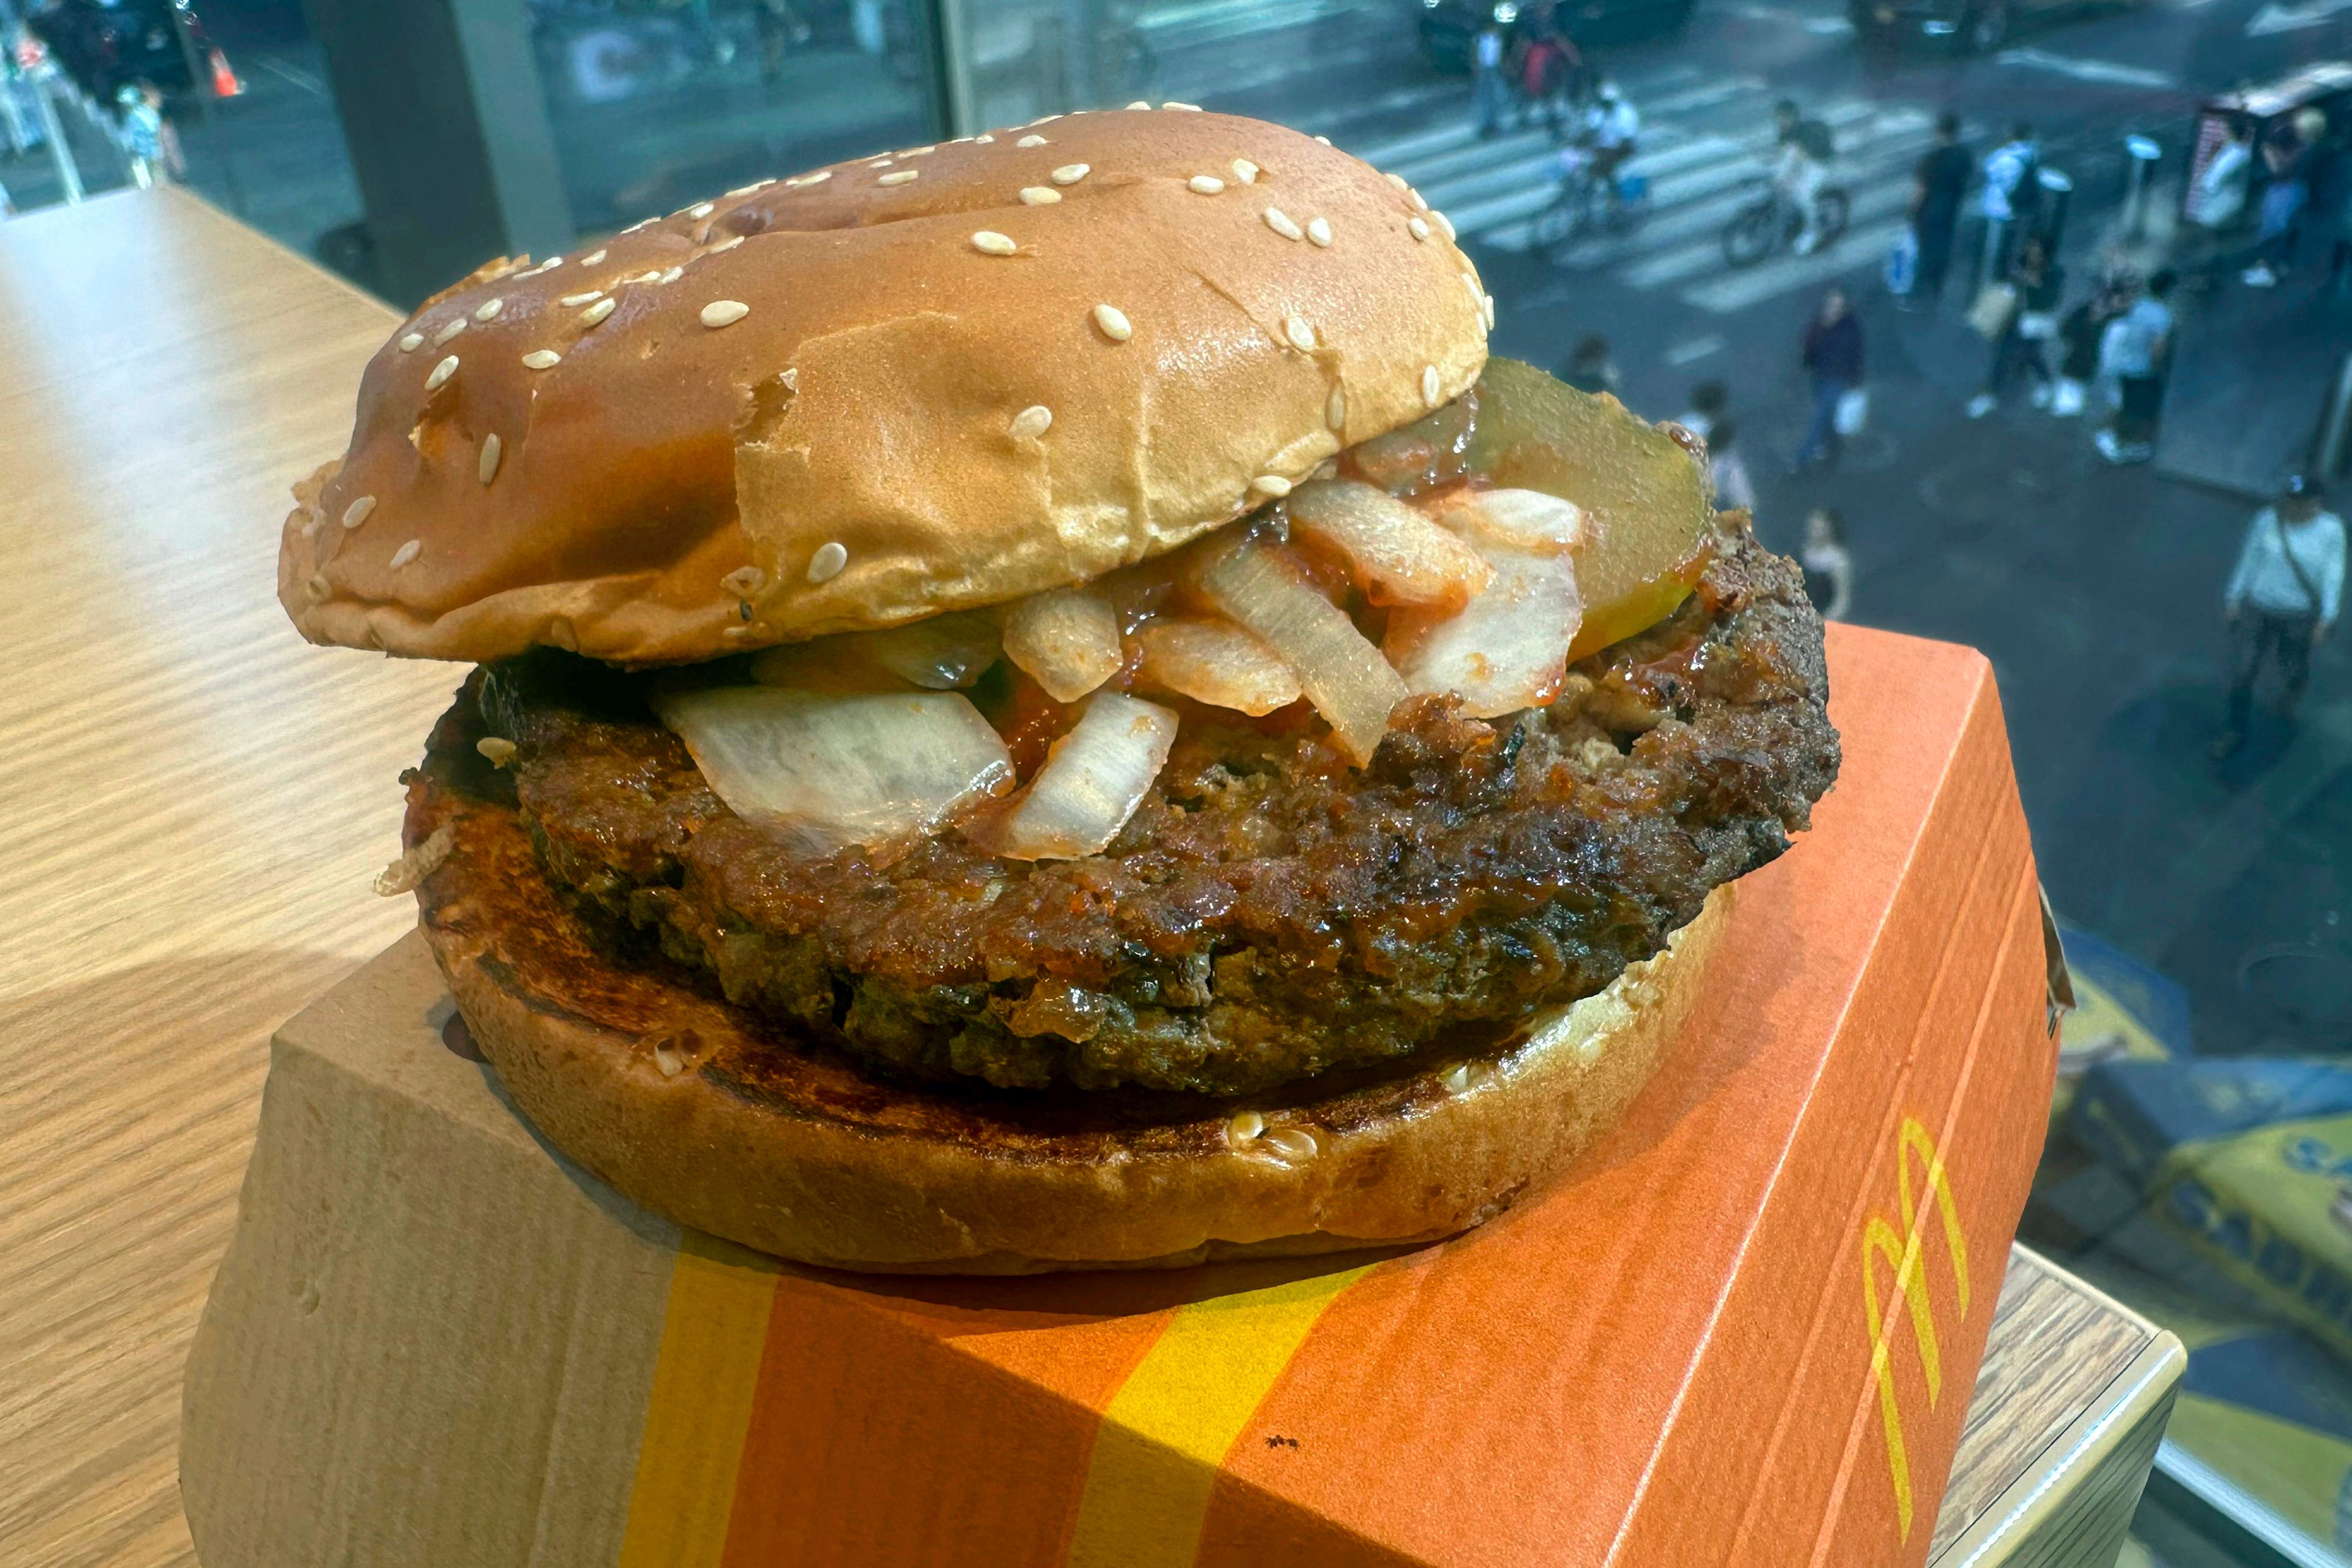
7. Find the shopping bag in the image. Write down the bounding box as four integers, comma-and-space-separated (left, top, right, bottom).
1883, 227, 1918, 295
1834, 386, 1869, 436
1967, 282, 2018, 339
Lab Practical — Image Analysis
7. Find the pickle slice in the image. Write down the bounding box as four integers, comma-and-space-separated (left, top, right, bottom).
1463, 358, 1713, 661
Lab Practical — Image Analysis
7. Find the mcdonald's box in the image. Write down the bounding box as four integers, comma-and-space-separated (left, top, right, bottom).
181, 623, 2059, 1568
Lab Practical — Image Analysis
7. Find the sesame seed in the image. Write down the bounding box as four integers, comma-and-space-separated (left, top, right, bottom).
1164, 100, 1202, 110
478, 432, 503, 485
398, 332, 423, 352
1306, 216, 1332, 247
560, 290, 604, 307
1092, 303, 1133, 341
390, 539, 421, 570
425, 355, 459, 391
581, 249, 608, 265
868, 158, 894, 168
1384, 172, 1408, 190
973, 132, 996, 143
971, 230, 1018, 256
522, 349, 561, 369
434, 317, 467, 346
341, 495, 377, 530
1051, 163, 1089, 185
1314, 134, 1331, 144
1430, 209, 1457, 241
476, 736, 518, 766
1408, 187, 1430, 212
1009, 404, 1053, 439
475, 297, 505, 322
1483, 293, 1496, 330
1441, 1062, 1475, 1093
720, 623, 751, 638
1263, 206, 1303, 241
688, 202, 715, 218
710, 235, 745, 252
1019, 186, 1061, 204
878, 169, 919, 186
807, 541, 849, 582
1016, 134, 1049, 148
1251, 474, 1292, 497
722, 565, 768, 597
1031, 113, 1063, 123
631, 270, 665, 285
1188, 175, 1225, 194
1283, 315, 1314, 352
1461, 271, 1481, 308
701, 298, 751, 328
625, 217, 656, 232
726, 179, 771, 197
1125, 99, 1150, 109
1326, 383, 1346, 431
1408, 216, 1430, 242
659, 265, 684, 284
580, 297, 617, 326
784, 170, 832, 186
1226, 1110, 1265, 1145
1422, 365, 1441, 406
900, 145, 936, 156
1232, 157, 1258, 184
1263, 1126, 1317, 1161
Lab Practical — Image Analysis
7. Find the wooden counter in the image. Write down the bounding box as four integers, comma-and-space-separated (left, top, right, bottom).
0, 188, 2179, 1568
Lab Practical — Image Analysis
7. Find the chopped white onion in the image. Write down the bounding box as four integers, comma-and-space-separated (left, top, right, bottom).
856, 609, 1000, 689
991, 691, 1178, 861
1385, 546, 1583, 718
1133, 618, 1302, 715
1002, 586, 1124, 702
1199, 542, 1409, 764
650, 685, 1012, 854
1286, 478, 1493, 609
1431, 488, 1588, 556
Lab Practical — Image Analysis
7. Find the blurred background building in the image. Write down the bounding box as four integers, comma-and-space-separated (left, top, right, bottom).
6, 0, 2352, 1561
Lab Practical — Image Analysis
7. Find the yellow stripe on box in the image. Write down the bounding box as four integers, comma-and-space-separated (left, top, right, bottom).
616, 1236, 782, 1568
1067, 1264, 1376, 1568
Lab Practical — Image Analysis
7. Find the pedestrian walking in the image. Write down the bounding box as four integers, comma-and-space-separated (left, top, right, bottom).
2052, 271, 2130, 418
1708, 418, 1758, 514
1516, 28, 1574, 142
1904, 112, 1972, 309
1974, 123, 2039, 285
1794, 285, 1863, 470
1472, 21, 1509, 140
116, 81, 178, 189
1675, 380, 1728, 442
1967, 235, 2063, 417
2095, 269, 2173, 465
1800, 508, 1853, 621
1561, 333, 1621, 395
2242, 132, 2309, 288
2187, 116, 2254, 285
2211, 473, 2345, 757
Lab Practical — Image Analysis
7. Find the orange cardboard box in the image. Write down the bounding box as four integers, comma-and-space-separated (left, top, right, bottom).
181, 622, 2059, 1567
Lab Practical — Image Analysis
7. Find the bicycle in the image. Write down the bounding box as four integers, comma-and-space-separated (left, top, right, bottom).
1531, 145, 1648, 258
1719, 178, 1850, 269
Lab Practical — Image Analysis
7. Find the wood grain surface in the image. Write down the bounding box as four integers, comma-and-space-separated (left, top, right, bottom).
0, 189, 2168, 1568
0, 189, 450, 1568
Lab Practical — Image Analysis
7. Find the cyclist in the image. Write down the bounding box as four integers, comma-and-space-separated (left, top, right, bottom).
1772, 98, 1836, 255
1586, 80, 1640, 200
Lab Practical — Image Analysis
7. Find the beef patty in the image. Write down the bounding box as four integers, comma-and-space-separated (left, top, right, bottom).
410, 524, 1839, 1096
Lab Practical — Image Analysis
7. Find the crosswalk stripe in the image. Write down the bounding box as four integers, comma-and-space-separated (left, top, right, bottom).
1682, 214, 1912, 313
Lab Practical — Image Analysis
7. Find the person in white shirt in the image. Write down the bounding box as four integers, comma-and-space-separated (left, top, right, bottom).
1472, 23, 1508, 140
1800, 507, 1853, 622
1977, 123, 2037, 279
2213, 473, 2345, 756
1705, 418, 1758, 516
2190, 118, 2254, 234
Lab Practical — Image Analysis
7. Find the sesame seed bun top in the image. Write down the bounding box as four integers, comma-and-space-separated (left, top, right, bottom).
279, 108, 1492, 666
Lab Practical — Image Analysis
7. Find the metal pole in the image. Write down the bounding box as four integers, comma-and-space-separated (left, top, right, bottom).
2035, 168, 2072, 252
2122, 135, 2159, 239
31, 69, 80, 203
2316, 351, 2352, 481
1978, 213, 2007, 290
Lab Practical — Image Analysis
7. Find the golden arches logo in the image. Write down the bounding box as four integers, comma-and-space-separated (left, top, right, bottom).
1861, 1117, 1970, 1542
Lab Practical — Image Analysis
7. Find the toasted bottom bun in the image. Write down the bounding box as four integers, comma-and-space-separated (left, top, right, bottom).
413, 785, 1730, 1273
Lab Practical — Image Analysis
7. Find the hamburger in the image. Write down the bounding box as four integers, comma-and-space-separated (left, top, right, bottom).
280, 108, 1840, 1273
